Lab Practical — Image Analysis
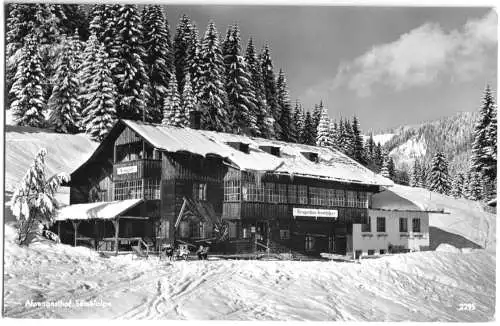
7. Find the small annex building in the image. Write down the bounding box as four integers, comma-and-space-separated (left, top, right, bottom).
53, 118, 403, 257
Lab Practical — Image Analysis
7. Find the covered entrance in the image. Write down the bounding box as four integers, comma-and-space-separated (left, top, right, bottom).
53, 199, 154, 254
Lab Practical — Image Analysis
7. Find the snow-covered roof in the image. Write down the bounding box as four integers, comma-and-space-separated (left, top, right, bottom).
370, 188, 443, 212
122, 120, 393, 187
55, 199, 143, 221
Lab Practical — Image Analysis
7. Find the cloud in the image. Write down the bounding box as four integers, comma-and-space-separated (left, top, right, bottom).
333, 10, 497, 97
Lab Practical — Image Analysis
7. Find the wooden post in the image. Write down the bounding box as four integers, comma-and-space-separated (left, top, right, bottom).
113, 218, 120, 255
72, 221, 81, 247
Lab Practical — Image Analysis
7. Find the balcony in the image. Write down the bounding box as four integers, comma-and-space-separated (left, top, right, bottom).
113, 159, 162, 181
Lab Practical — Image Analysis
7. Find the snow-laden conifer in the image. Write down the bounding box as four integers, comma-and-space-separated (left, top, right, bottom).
316, 106, 331, 147
197, 21, 229, 131
351, 115, 365, 164
48, 35, 82, 133
427, 151, 451, 195
162, 74, 186, 127
276, 69, 293, 141
81, 43, 117, 142
260, 44, 280, 136
10, 148, 69, 246
10, 35, 46, 127
450, 172, 465, 198
182, 74, 197, 121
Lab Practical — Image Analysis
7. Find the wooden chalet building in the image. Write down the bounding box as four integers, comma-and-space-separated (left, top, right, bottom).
54, 118, 393, 256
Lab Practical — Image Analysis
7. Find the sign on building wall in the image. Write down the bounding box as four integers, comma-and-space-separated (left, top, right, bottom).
293, 208, 338, 218
117, 165, 138, 175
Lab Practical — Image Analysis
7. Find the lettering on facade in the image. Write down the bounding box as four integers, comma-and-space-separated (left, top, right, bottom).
117, 165, 138, 175
292, 208, 338, 218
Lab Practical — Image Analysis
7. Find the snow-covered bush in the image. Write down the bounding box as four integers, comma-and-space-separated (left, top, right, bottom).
9, 148, 69, 246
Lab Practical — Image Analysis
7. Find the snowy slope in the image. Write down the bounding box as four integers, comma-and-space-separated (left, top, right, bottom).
4, 125, 97, 222
3, 225, 495, 321
389, 184, 496, 249
362, 133, 395, 146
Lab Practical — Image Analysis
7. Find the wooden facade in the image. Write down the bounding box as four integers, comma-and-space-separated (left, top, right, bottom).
64, 121, 383, 256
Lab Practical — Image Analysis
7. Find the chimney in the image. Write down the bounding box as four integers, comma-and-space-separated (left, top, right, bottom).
189, 110, 201, 129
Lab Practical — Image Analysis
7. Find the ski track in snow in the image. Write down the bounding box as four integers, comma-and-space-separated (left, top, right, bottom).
3, 224, 496, 321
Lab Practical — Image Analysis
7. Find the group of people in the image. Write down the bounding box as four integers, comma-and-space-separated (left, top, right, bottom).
162, 243, 209, 261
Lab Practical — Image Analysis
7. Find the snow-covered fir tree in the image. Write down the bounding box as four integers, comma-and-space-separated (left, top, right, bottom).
88, 4, 107, 41
162, 74, 187, 127
410, 159, 421, 187
187, 25, 203, 100
276, 69, 293, 141
222, 25, 259, 135
329, 120, 339, 150
311, 102, 322, 141
337, 118, 346, 153
294, 100, 305, 143
78, 33, 102, 111
467, 171, 483, 201
6, 3, 38, 57
245, 37, 273, 138
10, 148, 69, 246
316, 106, 331, 147
343, 119, 354, 158
48, 35, 82, 133
380, 154, 391, 179
351, 115, 365, 164
302, 111, 315, 145
10, 35, 46, 127
427, 151, 451, 195
174, 14, 197, 94
471, 85, 497, 179
373, 142, 383, 173
112, 5, 151, 121
182, 74, 197, 122
260, 44, 280, 136
141, 5, 173, 123
60, 4, 89, 41
450, 172, 465, 198
364, 133, 375, 164
197, 21, 229, 131
81, 43, 117, 142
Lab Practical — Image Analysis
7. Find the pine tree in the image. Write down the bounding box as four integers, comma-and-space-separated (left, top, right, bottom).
88, 4, 107, 41
364, 133, 375, 164
410, 159, 421, 187
10, 35, 46, 127
245, 37, 272, 138
374, 142, 383, 172
351, 115, 365, 164
427, 151, 451, 195
197, 21, 229, 131
188, 25, 203, 99
467, 172, 483, 201
337, 118, 346, 153
141, 5, 172, 123
302, 111, 315, 145
380, 154, 391, 179
260, 44, 280, 136
343, 119, 354, 157
10, 148, 69, 245
276, 69, 293, 141
316, 106, 331, 147
48, 35, 82, 133
312, 102, 322, 141
81, 43, 117, 142
388, 157, 396, 180
6, 4, 38, 57
329, 119, 339, 150
471, 85, 496, 178
112, 5, 151, 121
450, 172, 465, 198
462, 171, 472, 199
60, 4, 89, 41
162, 74, 186, 127
173, 14, 197, 94
223, 25, 258, 135
78, 33, 101, 111
294, 101, 305, 143
182, 74, 197, 122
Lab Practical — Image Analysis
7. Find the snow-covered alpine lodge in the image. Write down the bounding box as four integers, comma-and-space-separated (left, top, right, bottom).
54, 117, 432, 258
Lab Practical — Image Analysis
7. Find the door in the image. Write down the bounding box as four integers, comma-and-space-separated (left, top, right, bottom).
255, 221, 269, 249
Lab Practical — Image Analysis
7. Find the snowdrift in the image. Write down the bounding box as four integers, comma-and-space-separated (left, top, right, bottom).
3, 225, 495, 321
388, 184, 496, 250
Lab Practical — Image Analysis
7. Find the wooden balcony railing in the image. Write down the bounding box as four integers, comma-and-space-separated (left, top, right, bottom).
113, 159, 162, 181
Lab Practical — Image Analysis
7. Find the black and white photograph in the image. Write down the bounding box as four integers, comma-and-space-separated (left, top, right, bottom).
1, 0, 497, 321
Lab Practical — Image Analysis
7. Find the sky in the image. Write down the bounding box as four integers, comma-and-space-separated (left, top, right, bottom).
164, 4, 497, 132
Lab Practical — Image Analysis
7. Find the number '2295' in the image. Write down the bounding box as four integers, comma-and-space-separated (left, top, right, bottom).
458, 303, 476, 311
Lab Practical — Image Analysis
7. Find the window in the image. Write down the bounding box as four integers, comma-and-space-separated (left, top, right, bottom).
346, 191, 356, 207
309, 187, 326, 206
305, 235, 315, 251
242, 228, 250, 239
179, 221, 189, 238
243, 182, 264, 202
412, 218, 421, 233
114, 180, 143, 200
399, 218, 408, 232
265, 183, 279, 203
333, 190, 345, 207
356, 192, 369, 208
277, 184, 287, 203
144, 179, 160, 200
224, 180, 240, 201
190, 221, 205, 238
368, 250, 375, 256
280, 229, 290, 240
298, 185, 308, 204
380, 249, 386, 255
193, 182, 207, 201
376, 217, 386, 233
228, 221, 238, 239
362, 217, 371, 232
288, 185, 298, 204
